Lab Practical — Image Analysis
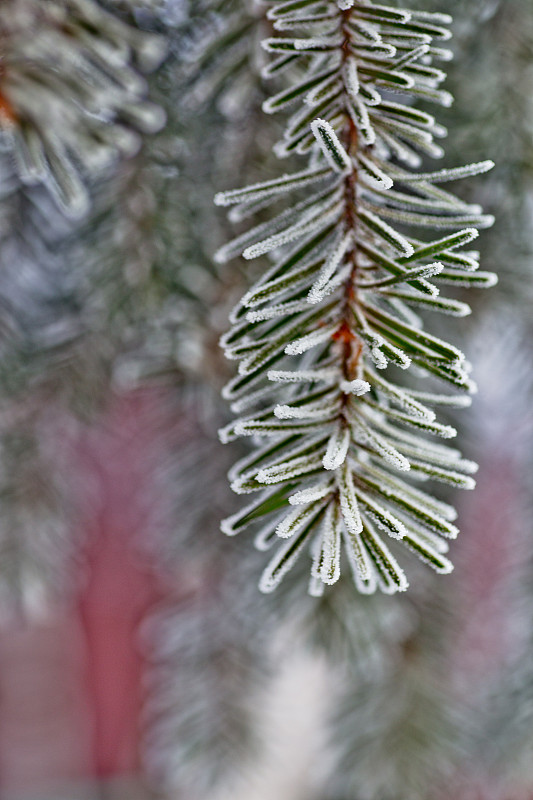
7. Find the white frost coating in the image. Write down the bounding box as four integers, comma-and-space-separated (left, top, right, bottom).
406, 262, 444, 281
347, 95, 376, 146
337, 0, 355, 9
340, 379, 371, 396
362, 300, 464, 363
382, 341, 412, 371
407, 459, 477, 490
241, 267, 314, 309
411, 10, 453, 24
357, 152, 393, 190
274, 402, 338, 421
350, 413, 411, 472
338, 462, 363, 535
371, 204, 493, 230
257, 452, 324, 485
362, 523, 409, 593
220, 490, 281, 536
218, 423, 237, 445
293, 37, 340, 51
359, 332, 390, 370
366, 465, 459, 529
402, 501, 459, 541
363, 473, 460, 538
246, 299, 313, 322
242, 198, 343, 260
236, 419, 331, 438
305, 75, 342, 108
359, 262, 443, 289
289, 483, 333, 506
359, 83, 382, 107
369, 341, 388, 370
348, 17, 382, 46
407, 390, 473, 409
285, 322, 340, 355
402, 412, 457, 439
415, 447, 479, 475
358, 208, 415, 257
214, 165, 330, 207
274, 508, 312, 543
254, 523, 279, 553
230, 384, 277, 414
275, 500, 325, 540
393, 43, 430, 70
323, 422, 351, 471
373, 419, 464, 462
308, 230, 353, 304
268, 368, 339, 384
439, 91, 455, 108
230, 434, 328, 487
431, 46, 453, 61
310, 118, 352, 174
242, 226, 334, 300
234, 185, 342, 263
308, 573, 326, 597
342, 527, 374, 590
363, 398, 453, 436
357, 491, 408, 541
261, 36, 336, 53
381, 128, 422, 168
317, 503, 342, 585
215, 190, 317, 263
220, 513, 242, 537
310, 262, 352, 303
385, 292, 472, 318
404, 521, 451, 553
439, 270, 497, 288
267, 66, 339, 112
259, 531, 310, 594
403, 531, 454, 574
366, 372, 436, 421
274, 11, 338, 31
404, 161, 494, 184
360, 4, 411, 23
383, 69, 415, 91
229, 475, 258, 495
341, 56, 359, 99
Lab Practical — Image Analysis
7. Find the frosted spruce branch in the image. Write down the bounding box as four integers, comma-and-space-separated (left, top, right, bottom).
216, 0, 496, 596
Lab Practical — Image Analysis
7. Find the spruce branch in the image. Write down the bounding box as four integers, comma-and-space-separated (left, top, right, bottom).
217, 0, 496, 596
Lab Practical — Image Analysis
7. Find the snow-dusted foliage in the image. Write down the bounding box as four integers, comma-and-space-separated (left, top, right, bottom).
217, 0, 496, 596
0, 0, 166, 217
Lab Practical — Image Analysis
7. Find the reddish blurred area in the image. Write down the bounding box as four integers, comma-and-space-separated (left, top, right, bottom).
0, 391, 181, 800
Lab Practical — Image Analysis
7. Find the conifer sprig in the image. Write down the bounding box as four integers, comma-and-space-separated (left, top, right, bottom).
216, 0, 496, 596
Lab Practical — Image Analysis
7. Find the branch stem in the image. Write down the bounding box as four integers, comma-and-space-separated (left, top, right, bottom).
339, 8, 363, 386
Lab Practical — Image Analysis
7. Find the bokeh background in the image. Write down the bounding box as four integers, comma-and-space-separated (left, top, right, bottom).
0, 1, 531, 799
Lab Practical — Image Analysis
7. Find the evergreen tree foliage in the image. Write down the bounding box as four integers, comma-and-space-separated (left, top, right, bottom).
325, 605, 458, 800
217, 0, 497, 597
0, 0, 166, 217
0, 2, 531, 798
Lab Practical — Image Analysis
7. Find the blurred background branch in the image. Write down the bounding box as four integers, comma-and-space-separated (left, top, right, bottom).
0, 1, 531, 799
